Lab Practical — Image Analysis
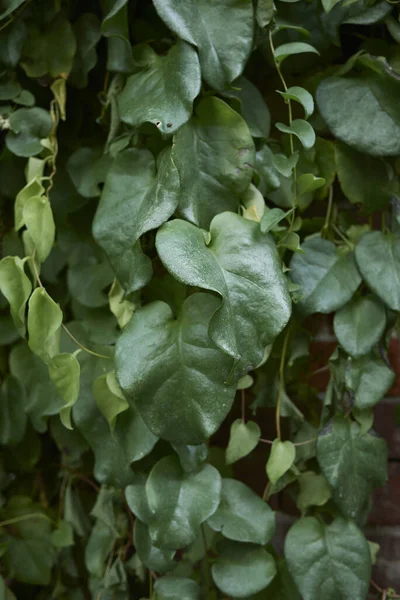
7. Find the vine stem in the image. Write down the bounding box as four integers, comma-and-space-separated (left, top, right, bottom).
0, 0, 33, 33
276, 328, 291, 440
323, 185, 334, 233
259, 437, 317, 447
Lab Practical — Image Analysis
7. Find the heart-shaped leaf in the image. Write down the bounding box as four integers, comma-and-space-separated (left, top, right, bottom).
226, 419, 261, 465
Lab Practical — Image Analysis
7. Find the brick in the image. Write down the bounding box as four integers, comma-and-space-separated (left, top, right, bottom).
374, 400, 400, 459
368, 462, 400, 526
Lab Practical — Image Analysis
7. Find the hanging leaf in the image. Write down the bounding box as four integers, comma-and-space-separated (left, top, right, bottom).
277, 86, 314, 119
274, 42, 319, 63
108, 279, 135, 328
172, 96, 255, 229
207, 478, 275, 545
290, 237, 361, 316
355, 231, 400, 311
152, 0, 254, 91
0, 256, 32, 336
119, 41, 201, 134
116, 293, 237, 444
93, 370, 129, 434
48, 353, 81, 430
226, 419, 261, 465
333, 295, 386, 358
156, 213, 291, 371
276, 120, 316, 150
6, 108, 52, 157
285, 517, 371, 600
125, 455, 221, 549
212, 540, 276, 598
317, 417, 387, 520
93, 148, 180, 294
22, 195, 55, 263
27, 288, 62, 364
266, 439, 296, 485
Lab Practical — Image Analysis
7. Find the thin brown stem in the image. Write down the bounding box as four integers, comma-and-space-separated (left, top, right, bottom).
62, 324, 112, 361
59, 464, 100, 493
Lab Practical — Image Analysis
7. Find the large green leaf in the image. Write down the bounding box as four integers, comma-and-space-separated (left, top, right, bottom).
355, 231, 400, 311
154, 577, 200, 600
285, 517, 371, 600
152, 0, 254, 91
156, 213, 291, 371
346, 353, 395, 409
115, 293, 237, 444
212, 540, 276, 598
172, 96, 255, 228
317, 76, 400, 156
317, 417, 387, 520
333, 295, 386, 358
119, 42, 200, 134
0, 256, 32, 336
0, 376, 27, 445
125, 455, 221, 549
207, 478, 275, 545
6, 108, 52, 157
290, 237, 361, 316
93, 148, 180, 294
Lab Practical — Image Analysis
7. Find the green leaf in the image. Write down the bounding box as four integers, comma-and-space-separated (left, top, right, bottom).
152, 0, 254, 91
207, 478, 275, 544
85, 518, 116, 577
277, 86, 314, 119
355, 231, 400, 311
317, 417, 387, 520
101, 0, 134, 73
20, 13, 76, 78
0, 0, 24, 19
0, 376, 27, 445
297, 471, 331, 512
6, 107, 52, 157
48, 353, 81, 430
14, 177, 45, 231
322, 0, 342, 12
0, 256, 32, 336
134, 519, 176, 574
335, 143, 395, 213
260, 208, 293, 233
346, 353, 395, 409
108, 279, 135, 329
22, 195, 55, 263
154, 577, 200, 600
274, 42, 319, 64
119, 42, 200, 134
290, 237, 361, 316
125, 456, 221, 549
172, 443, 208, 474
333, 295, 386, 358
223, 76, 270, 139
212, 540, 276, 598
90, 486, 119, 534
67, 260, 114, 308
27, 288, 62, 364
226, 419, 261, 465
264, 558, 301, 600
285, 517, 371, 600
276, 120, 316, 150
64, 483, 91, 538
272, 152, 299, 178
297, 174, 325, 196
173, 96, 255, 229
51, 520, 74, 548
317, 76, 400, 156
93, 148, 179, 294
93, 370, 128, 434
69, 13, 101, 89
156, 213, 291, 370
266, 439, 296, 485
256, 0, 274, 27
67, 147, 113, 198
115, 293, 237, 444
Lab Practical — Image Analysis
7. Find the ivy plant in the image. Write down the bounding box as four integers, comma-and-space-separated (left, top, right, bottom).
0, 0, 399, 599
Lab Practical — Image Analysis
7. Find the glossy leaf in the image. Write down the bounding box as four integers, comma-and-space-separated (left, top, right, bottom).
115, 293, 237, 444
333, 295, 386, 358
290, 237, 361, 316
224, 76, 271, 138
125, 456, 221, 549
119, 42, 200, 134
317, 417, 387, 520
212, 540, 276, 598
285, 517, 371, 600
156, 213, 291, 371
93, 148, 180, 294
274, 42, 319, 64
276, 120, 316, 150
347, 354, 395, 410
226, 419, 261, 465
152, 0, 254, 91
266, 439, 296, 485
355, 231, 400, 311
0, 256, 32, 336
173, 96, 255, 228
207, 478, 275, 544
277, 86, 314, 119
6, 108, 52, 157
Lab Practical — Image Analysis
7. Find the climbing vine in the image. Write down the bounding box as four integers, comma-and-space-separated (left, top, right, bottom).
0, 0, 399, 598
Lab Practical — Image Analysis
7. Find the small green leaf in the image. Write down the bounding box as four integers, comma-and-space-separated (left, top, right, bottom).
154, 577, 200, 600
266, 439, 296, 484
51, 520, 74, 548
297, 174, 325, 196
27, 288, 62, 364
297, 471, 331, 512
226, 419, 261, 465
0, 256, 32, 336
22, 195, 55, 263
212, 540, 276, 598
48, 353, 81, 430
108, 278, 135, 328
368, 541, 380, 565
207, 478, 275, 545
260, 208, 293, 233
274, 42, 319, 64
14, 177, 45, 231
272, 152, 299, 177
346, 353, 395, 409
334, 295, 386, 358
6, 107, 52, 157
277, 86, 314, 119
285, 517, 371, 600
276, 120, 316, 149
93, 370, 128, 434
317, 417, 387, 520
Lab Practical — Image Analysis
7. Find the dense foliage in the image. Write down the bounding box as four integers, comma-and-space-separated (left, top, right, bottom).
0, 0, 399, 598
